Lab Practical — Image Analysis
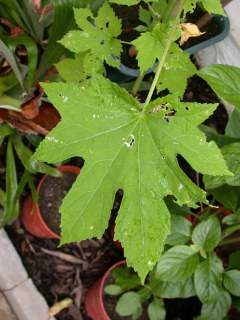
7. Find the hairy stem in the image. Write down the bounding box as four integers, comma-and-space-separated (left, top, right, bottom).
143, 0, 185, 111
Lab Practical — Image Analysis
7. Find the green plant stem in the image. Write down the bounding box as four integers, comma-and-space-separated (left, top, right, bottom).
143, 0, 185, 111
120, 40, 131, 45
220, 237, 240, 246
132, 74, 144, 96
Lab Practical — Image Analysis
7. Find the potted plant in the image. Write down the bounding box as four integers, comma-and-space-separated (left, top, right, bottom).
86, 210, 240, 319
22, 165, 80, 239
32, 0, 240, 284
57, 1, 229, 83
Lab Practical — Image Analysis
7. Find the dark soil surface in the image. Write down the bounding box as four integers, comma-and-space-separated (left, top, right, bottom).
39, 172, 77, 234
7, 224, 121, 320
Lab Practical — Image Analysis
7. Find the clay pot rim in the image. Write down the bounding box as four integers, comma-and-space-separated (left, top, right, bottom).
99, 260, 126, 319
32, 164, 81, 239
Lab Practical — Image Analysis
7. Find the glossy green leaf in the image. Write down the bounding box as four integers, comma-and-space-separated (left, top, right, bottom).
116, 292, 142, 317
198, 65, 240, 110
156, 245, 199, 282
33, 76, 230, 281
204, 143, 240, 189
198, 290, 231, 320
148, 299, 166, 320
194, 255, 224, 303
151, 277, 195, 298
60, 3, 122, 68
165, 214, 192, 245
192, 216, 221, 251
223, 211, 240, 226
223, 270, 240, 296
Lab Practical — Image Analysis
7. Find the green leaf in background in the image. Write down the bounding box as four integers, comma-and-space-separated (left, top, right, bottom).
201, 0, 225, 15
12, 134, 61, 177
116, 292, 142, 317
33, 76, 230, 281
194, 255, 223, 303
5, 34, 38, 88
226, 108, 240, 139
112, 265, 141, 291
204, 143, 240, 189
165, 214, 192, 245
151, 277, 195, 298
56, 52, 103, 83
198, 290, 231, 320
0, 124, 14, 140
192, 216, 221, 252
223, 211, 240, 226
0, 95, 21, 112
156, 245, 199, 282
1, 138, 19, 226
200, 125, 239, 148
208, 185, 240, 212
223, 270, 240, 296
222, 223, 240, 240
229, 251, 240, 269
198, 65, 240, 110
0, 189, 6, 207
104, 284, 122, 295
0, 72, 19, 95
38, 0, 86, 77
60, 3, 122, 68
157, 44, 196, 97
132, 23, 180, 74
0, 39, 24, 89
148, 299, 166, 320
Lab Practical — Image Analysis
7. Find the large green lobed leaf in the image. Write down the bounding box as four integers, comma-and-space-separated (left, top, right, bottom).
33, 75, 230, 281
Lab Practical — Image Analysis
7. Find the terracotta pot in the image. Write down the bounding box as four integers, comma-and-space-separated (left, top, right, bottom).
85, 260, 126, 320
22, 165, 80, 239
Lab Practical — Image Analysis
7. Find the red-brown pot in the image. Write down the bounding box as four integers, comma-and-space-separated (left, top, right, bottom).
85, 260, 126, 320
22, 165, 80, 239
